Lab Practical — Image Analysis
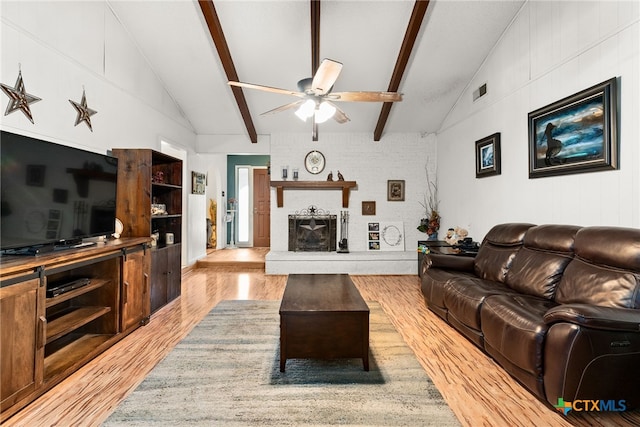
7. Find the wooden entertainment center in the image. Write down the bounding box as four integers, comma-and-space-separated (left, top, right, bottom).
0, 238, 150, 422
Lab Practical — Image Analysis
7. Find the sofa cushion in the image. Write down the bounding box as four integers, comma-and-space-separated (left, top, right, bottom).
443, 276, 516, 331
473, 223, 535, 283
505, 225, 580, 299
481, 294, 558, 377
555, 226, 640, 308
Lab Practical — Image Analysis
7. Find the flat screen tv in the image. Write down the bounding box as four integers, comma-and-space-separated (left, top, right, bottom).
1, 130, 118, 253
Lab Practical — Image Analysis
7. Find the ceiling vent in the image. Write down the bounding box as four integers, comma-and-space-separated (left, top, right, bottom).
473, 83, 487, 101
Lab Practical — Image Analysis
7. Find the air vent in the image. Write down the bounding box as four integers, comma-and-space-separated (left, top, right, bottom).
473, 83, 487, 101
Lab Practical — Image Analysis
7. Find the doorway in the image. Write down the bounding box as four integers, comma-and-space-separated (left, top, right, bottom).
253, 168, 270, 247
232, 164, 270, 248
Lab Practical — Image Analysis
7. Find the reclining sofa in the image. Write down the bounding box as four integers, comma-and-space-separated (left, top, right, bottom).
420, 223, 640, 408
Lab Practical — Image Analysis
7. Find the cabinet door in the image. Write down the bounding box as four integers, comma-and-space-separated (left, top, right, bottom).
150, 249, 168, 314
121, 248, 150, 332
166, 244, 182, 303
0, 276, 44, 412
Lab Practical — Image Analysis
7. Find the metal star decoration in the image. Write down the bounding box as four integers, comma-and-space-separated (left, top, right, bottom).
69, 88, 97, 131
0, 70, 42, 124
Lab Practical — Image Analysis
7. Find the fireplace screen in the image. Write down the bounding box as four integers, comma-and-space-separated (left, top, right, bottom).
288, 207, 336, 252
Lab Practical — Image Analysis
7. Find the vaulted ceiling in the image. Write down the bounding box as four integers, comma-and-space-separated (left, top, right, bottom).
108, 0, 524, 143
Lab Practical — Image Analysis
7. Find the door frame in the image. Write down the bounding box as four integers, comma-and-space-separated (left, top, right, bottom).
234, 165, 269, 247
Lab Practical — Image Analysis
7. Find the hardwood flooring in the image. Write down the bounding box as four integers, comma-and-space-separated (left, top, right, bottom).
3, 249, 638, 426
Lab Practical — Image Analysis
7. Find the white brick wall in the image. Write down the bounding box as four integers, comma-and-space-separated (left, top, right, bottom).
269, 132, 437, 253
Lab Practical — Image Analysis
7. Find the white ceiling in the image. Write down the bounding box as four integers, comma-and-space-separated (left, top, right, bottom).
108, 0, 525, 140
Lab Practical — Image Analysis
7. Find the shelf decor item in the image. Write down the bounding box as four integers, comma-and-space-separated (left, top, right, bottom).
0, 67, 41, 124
528, 77, 618, 178
475, 133, 501, 178
417, 163, 440, 240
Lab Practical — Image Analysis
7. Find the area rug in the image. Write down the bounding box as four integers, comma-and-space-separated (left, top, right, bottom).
104, 300, 459, 426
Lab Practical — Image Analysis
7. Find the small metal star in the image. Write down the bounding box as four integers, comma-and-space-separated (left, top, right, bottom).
69, 89, 97, 131
0, 70, 42, 124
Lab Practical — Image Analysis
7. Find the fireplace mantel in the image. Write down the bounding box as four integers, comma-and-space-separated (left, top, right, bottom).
270, 181, 357, 208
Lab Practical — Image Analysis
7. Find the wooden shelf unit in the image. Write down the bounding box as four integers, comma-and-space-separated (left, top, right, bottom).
0, 238, 149, 422
112, 149, 182, 314
270, 180, 357, 208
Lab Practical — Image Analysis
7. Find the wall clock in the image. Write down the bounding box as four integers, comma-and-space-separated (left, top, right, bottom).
304, 150, 325, 174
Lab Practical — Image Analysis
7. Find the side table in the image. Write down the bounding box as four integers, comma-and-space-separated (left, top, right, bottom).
417, 240, 477, 277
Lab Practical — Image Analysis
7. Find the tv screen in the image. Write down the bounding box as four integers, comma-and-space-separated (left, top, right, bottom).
1, 130, 118, 252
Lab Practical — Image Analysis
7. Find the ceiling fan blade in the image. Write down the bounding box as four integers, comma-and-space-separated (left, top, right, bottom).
260, 100, 305, 116
328, 91, 403, 102
311, 59, 343, 95
327, 101, 350, 124
228, 81, 305, 98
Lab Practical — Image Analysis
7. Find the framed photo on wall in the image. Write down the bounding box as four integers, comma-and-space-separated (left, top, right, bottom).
528, 77, 618, 179
387, 180, 405, 201
191, 171, 206, 195
362, 201, 376, 215
475, 133, 501, 178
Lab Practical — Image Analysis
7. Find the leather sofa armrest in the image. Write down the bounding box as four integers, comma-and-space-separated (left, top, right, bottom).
423, 253, 475, 272
544, 304, 640, 332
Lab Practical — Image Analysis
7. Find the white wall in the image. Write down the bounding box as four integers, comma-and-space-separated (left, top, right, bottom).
270, 132, 437, 252
1, 2, 205, 264
196, 134, 271, 249
437, 0, 640, 239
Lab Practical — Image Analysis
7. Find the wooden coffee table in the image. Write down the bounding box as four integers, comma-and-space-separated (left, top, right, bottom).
279, 274, 370, 372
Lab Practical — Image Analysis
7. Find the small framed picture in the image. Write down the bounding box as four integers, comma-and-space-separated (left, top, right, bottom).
387, 180, 405, 201
475, 133, 501, 178
362, 201, 376, 215
26, 164, 46, 186
192, 171, 206, 194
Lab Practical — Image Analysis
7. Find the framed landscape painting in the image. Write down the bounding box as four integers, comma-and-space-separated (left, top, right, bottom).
475, 133, 501, 178
528, 78, 618, 178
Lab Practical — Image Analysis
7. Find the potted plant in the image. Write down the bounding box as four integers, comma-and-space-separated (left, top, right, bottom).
417, 164, 440, 240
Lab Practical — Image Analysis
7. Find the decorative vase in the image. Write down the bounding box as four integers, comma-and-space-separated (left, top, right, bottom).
427, 232, 438, 241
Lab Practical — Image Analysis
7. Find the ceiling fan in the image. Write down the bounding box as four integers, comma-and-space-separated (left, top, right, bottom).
228, 58, 402, 124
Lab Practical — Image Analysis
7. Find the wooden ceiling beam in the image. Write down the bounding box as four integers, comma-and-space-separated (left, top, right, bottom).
310, 0, 321, 142
199, 0, 258, 143
373, 0, 430, 141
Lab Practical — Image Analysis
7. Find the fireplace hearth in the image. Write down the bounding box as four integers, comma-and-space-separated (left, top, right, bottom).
288, 206, 336, 252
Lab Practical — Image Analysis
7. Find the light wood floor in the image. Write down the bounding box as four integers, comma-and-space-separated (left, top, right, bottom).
4, 249, 638, 426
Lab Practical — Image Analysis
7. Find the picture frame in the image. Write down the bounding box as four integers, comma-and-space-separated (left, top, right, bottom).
367, 222, 380, 251
362, 201, 376, 215
191, 171, 206, 195
26, 164, 45, 186
475, 133, 501, 178
528, 77, 618, 179
387, 180, 405, 201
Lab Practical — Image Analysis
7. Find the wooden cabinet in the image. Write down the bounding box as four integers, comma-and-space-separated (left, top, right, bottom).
0, 238, 149, 422
150, 244, 181, 313
43, 252, 120, 382
112, 149, 183, 314
121, 245, 151, 332
0, 273, 43, 415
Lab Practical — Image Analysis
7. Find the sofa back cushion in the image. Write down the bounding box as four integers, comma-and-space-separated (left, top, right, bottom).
474, 223, 535, 283
505, 225, 580, 299
555, 226, 640, 308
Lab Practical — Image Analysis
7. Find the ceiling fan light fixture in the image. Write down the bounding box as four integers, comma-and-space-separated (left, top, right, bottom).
314, 101, 336, 124
295, 99, 316, 121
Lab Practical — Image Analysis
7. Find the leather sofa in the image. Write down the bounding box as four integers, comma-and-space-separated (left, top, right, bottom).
420, 223, 640, 409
